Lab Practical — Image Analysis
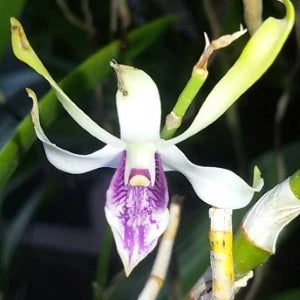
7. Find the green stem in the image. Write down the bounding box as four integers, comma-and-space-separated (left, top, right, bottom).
172, 71, 208, 117
233, 229, 270, 280
160, 70, 208, 140
290, 168, 300, 199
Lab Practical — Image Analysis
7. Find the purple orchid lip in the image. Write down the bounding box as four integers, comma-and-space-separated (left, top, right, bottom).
129, 168, 151, 182
105, 151, 169, 276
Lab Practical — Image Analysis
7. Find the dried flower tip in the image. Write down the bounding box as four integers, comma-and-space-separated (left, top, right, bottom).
194, 26, 247, 71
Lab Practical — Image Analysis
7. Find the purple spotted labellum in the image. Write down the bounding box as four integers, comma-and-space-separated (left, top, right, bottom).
105, 152, 169, 275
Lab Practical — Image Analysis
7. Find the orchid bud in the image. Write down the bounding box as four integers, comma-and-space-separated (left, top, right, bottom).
234, 169, 300, 279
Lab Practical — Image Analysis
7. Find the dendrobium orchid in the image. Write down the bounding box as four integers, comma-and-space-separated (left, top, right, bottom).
10, 0, 294, 276
25, 61, 261, 276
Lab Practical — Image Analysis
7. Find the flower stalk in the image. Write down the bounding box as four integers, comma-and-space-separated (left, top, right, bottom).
209, 208, 234, 300
233, 229, 270, 280
290, 168, 300, 199
137, 195, 183, 300
160, 62, 207, 140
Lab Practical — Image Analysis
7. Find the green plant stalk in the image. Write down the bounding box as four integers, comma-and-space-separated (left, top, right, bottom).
290, 168, 300, 199
0, 16, 176, 191
172, 72, 208, 117
233, 228, 270, 280
160, 70, 208, 140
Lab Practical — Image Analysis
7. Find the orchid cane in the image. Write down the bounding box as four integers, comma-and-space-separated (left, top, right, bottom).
10, 0, 292, 275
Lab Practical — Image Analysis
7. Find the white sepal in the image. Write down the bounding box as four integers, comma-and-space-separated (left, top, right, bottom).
111, 61, 161, 143
242, 178, 300, 254
158, 144, 263, 209
27, 88, 124, 173
11, 18, 122, 147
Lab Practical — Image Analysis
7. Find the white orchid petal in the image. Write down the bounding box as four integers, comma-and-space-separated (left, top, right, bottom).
44, 144, 122, 173
111, 61, 161, 143
158, 145, 263, 209
27, 88, 124, 173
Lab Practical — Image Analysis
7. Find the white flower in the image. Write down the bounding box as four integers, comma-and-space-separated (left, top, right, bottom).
24, 61, 262, 275
17, 7, 300, 274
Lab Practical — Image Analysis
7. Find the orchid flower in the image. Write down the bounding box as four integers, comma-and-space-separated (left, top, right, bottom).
10, 0, 293, 275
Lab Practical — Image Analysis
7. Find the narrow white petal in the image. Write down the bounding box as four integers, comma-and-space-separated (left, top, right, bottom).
158, 144, 263, 209
27, 88, 124, 173
10, 17, 122, 147
111, 61, 161, 143
44, 144, 123, 174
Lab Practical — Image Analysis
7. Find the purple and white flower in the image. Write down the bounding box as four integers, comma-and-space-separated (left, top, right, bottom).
11, 0, 295, 274
25, 61, 262, 275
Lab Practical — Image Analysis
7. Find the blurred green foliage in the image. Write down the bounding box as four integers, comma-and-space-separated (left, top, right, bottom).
0, 0, 26, 60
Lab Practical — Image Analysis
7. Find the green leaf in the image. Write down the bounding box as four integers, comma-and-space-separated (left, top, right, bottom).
0, 16, 176, 191
0, 0, 26, 60
1, 185, 44, 274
